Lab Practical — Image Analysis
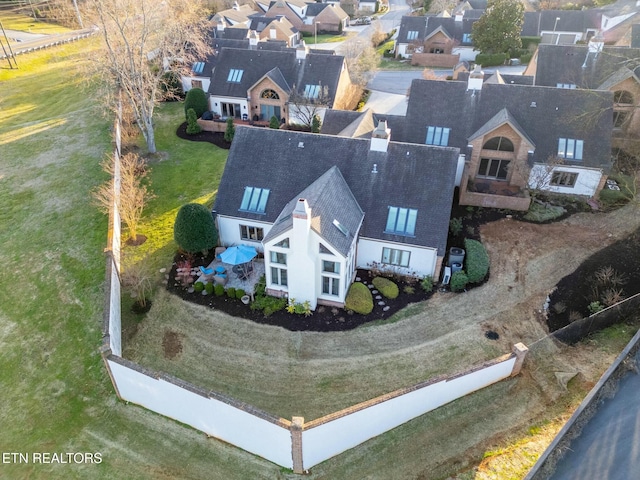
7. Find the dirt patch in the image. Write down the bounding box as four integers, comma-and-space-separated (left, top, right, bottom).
162, 330, 183, 359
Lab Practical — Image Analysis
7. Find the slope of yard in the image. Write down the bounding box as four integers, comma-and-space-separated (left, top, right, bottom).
2, 35, 640, 480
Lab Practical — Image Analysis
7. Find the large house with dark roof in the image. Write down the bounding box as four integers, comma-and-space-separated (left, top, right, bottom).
213, 125, 460, 309
381, 71, 613, 210
525, 39, 640, 155
207, 45, 354, 124
395, 14, 477, 62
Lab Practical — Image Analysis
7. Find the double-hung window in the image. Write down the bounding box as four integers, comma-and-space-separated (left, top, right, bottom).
550, 171, 578, 187
270, 251, 287, 286
321, 261, 340, 296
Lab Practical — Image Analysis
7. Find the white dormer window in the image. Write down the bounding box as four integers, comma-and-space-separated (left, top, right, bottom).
227, 69, 244, 83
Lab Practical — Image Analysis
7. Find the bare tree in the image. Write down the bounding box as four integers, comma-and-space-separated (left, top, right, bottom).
93, 152, 153, 244
287, 85, 331, 129
121, 251, 155, 312
85, 0, 211, 154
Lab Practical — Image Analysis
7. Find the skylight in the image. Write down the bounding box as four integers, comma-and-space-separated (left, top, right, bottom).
332, 219, 349, 237
239, 187, 270, 213
193, 62, 205, 74
304, 84, 320, 99
425, 126, 450, 146
227, 69, 244, 83
558, 138, 583, 160
385, 207, 417, 236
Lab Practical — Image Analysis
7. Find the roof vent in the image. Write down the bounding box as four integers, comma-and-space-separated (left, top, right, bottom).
298, 142, 304, 148
530, 101, 537, 107
372, 163, 378, 173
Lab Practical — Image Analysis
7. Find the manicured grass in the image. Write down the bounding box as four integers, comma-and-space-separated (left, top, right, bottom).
0, 12, 72, 34
303, 32, 355, 44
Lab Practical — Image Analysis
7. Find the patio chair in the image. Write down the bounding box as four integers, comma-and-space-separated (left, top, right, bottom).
199, 266, 214, 281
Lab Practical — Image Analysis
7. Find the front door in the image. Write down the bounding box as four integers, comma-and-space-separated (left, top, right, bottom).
260, 105, 281, 122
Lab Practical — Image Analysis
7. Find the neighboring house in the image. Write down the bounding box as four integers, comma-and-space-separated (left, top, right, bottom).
383, 71, 613, 210
395, 14, 477, 62
262, 0, 349, 34
521, 10, 601, 45
213, 125, 460, 309
597, 0, 640, 44
525, 39, 640, 155
181, 28, 288, 93
304, 3, 350, 34
249, 15, 301, 46
206, 45, 354, 124
210, 2, 261, 30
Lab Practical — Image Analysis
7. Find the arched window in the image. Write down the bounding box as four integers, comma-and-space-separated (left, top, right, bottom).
614, 90, 633, 105
261, 89, 279, 100
483, 136, 514, 152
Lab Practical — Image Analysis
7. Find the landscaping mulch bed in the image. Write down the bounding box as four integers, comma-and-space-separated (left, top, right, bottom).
176, 122, 231, 149
166, 251, 433, 332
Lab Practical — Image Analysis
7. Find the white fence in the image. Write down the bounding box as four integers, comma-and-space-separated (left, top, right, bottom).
100, 94, 528, 473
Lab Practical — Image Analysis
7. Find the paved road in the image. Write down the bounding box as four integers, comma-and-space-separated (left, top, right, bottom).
548, 347, 640, 480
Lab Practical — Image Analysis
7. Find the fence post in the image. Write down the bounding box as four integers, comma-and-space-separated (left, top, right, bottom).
511, 343, 529, 377
291, 416, 304, 474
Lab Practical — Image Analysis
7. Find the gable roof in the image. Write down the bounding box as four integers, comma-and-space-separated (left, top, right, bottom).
263, 166, 364, 255
468, 107, 535, 147
533, 44, 640, 88
208, 47, 346, 103
522, 10, 602, 37
214, 127, 459, 255
394, 78, 612, 170
397, 14, 476, 45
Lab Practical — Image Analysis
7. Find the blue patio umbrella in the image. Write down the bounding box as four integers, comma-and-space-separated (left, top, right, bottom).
219, 245, 258, 265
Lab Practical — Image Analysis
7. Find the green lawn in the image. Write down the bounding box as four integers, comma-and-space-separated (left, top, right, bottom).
2, 34, 638, 480
0, 12, 73, 34
0, 40, 277, 480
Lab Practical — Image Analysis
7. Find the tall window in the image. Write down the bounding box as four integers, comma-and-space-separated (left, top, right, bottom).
271, 267, 288, 286
382, 247, 410, 267
478, 158, 510, 180
557, 138, 583, 160
239, 187, 270, 213
483, 136, 514, 152
385, 207, 417, 236
550, 171, 578, 187
425, 126, 450, 146
227, 69, 244, 82
240, 225, 264, 241
614, 111, 629, 128
221, 102, 241, 118
322, 276, 340, 296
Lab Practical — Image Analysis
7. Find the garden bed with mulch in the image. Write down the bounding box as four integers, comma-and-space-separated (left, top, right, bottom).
166, 251, 434, 332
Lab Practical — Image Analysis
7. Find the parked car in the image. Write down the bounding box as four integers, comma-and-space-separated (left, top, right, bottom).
353, 17, 371, 25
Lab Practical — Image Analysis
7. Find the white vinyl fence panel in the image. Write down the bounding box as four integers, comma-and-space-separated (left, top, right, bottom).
107, 359, 293, 468
302, 357, 516, 468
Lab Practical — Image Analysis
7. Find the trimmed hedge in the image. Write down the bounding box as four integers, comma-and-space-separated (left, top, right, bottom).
474, 53, 507, 67
450, 271, 469, 292
214, 284, 224, 296
345, 282, 374, 314
372, 276, 399, 299
183, 87, 208, 120
226, 287, 236, 298
174, 203, 218, 254
235, 288, 246, 299
464, 238, 489, 284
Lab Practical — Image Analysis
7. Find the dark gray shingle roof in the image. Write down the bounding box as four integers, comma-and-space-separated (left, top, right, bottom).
263, 166, 364, 255
214, 127, 459, 255
208, 47, 345, 105
395, 79, 612, 170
